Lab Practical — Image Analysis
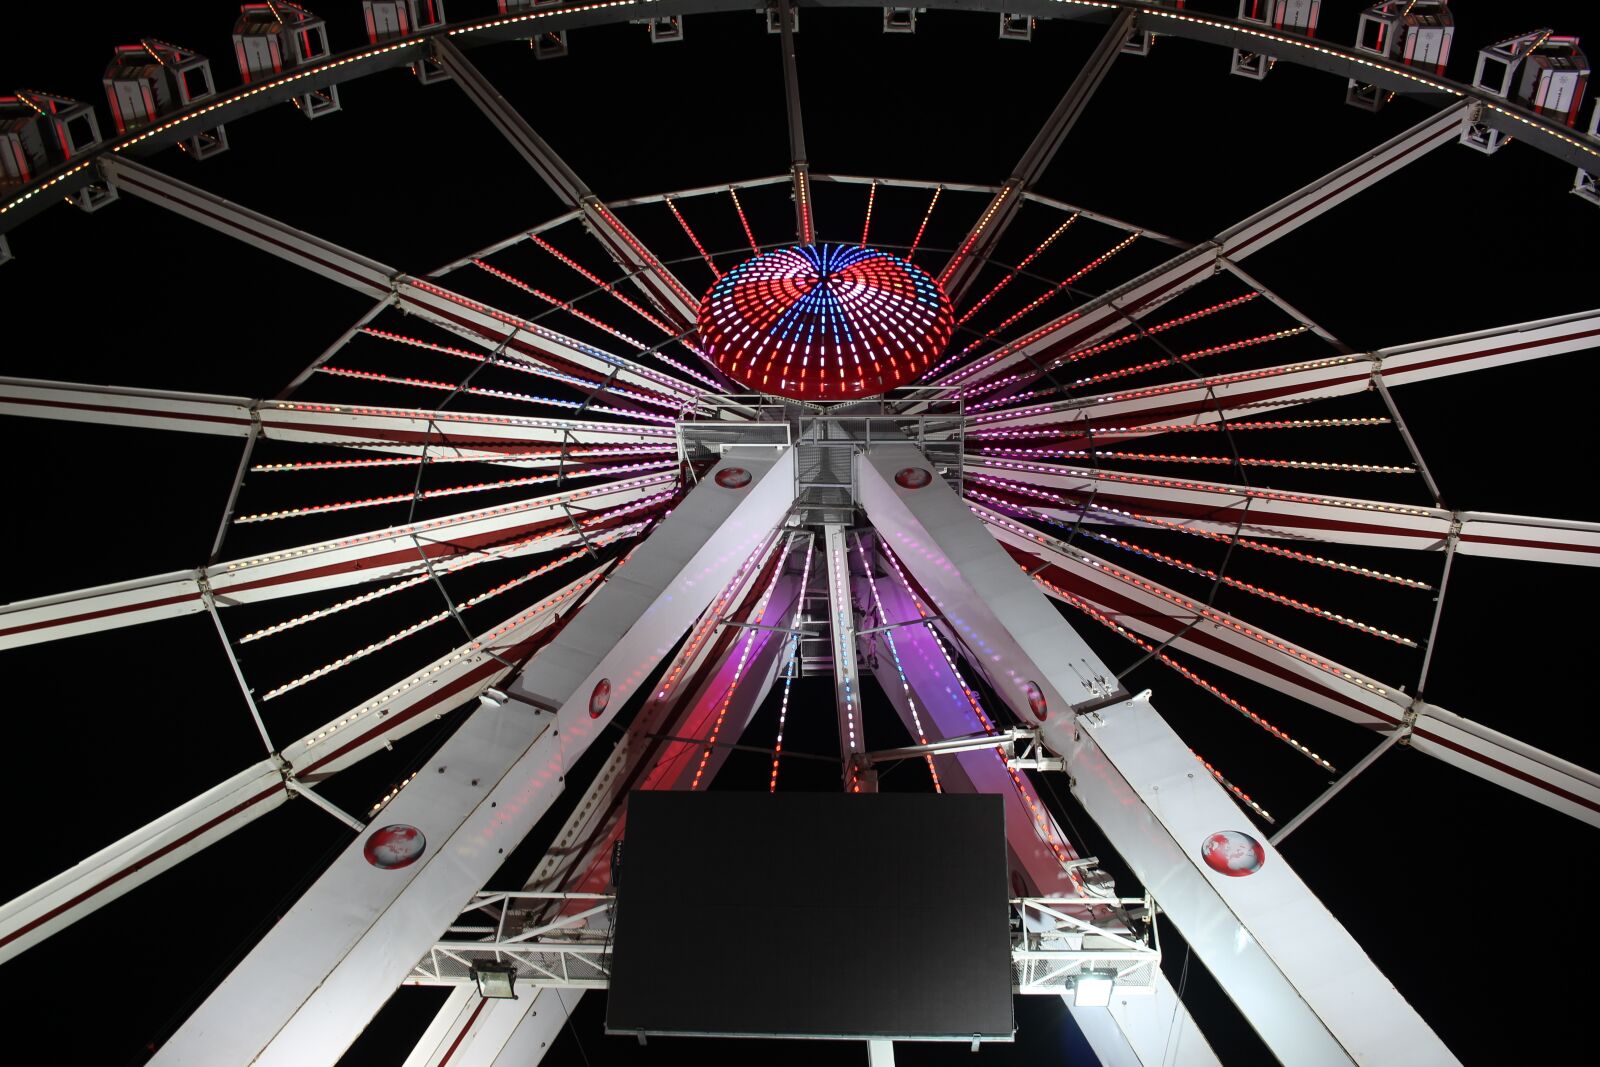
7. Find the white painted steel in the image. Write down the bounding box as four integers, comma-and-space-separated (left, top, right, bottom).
977, 504, 1407, 729
0, 377, 674, 454
150, 448, 795, 1066
0, 475, 669, 649
857, 443, 1120, 718
0, 762, 288, 964
99, 156, 702, 406
1411, 704, 1600, 827
0, 567, 603, 964
1051, 693, 1457, 1066
400, 563, 804, 1067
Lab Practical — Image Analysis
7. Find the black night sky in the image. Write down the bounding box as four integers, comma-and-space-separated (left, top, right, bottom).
2, 4, 1598, 1065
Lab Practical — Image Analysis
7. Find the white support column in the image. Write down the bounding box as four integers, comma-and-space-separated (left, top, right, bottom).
150, 448, 795, 1067
1051, 692, 1457, 1066
857, 443, 1121, 722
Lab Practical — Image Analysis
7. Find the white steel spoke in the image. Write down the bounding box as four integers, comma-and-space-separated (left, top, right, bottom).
430, 37, 702, 331
0, 565, 611, 964
929, 100, 1472, 393
966, 455, 1600, 566
939, 9, 1136, 305
98, 157, 706, 406
970, 308, 1600, 436
0, 377, 680, 454
0, 472, 675, 649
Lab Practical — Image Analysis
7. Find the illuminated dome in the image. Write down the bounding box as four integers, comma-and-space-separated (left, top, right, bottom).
697, 243, 954, 401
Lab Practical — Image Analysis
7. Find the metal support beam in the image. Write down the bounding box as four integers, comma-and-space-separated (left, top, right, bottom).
989, 511, 1600, 827
1270, 728, 1409, 846
431, 36, 702, 329
151, 448, 796, 1066
774, 0, 813, 244
283, 778, 366, 833
940, 8, 1135, 304
1056, 692, 1457, 1065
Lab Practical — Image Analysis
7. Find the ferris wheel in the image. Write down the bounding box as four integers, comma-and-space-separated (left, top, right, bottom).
1, 2, 1598, 1065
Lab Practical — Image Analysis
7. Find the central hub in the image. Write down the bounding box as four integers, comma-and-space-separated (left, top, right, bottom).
697, 243, 954, 402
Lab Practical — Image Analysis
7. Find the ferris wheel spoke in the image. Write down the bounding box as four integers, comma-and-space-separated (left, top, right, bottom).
0, 473, 675, 650
927, 99, 1473, 392
429, 37, 701, 331
0, 376, 681, 453
967, 306, 1600, 440
0, 564, 609, 965
977, 503, 1405, 729
939, 8, 1137, 305
773, 0, 814, 245
97, 156, 707, 407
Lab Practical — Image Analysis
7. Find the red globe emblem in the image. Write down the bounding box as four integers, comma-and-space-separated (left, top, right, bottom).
1200, 831, 1265, 877
589, 678, 611, 718
1024, 680, 1048, 721
364, 824, 426, 870
697, 243, 954, 402
894, 467, 933, 490
714, 466, 752, 489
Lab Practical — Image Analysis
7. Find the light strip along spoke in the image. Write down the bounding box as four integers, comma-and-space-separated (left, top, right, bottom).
359, 328, 682, 416
859, 180, 877, 249
1018, 490, 1430, 590
906, 185, 941, 263
770, 538, 815, 793
729, 186, 759, 254
955, 214, 1078, 328
961, 292, 1264, 408
259, 527, 630, 702
666, 196, 721, 279
1031, 560, 1334, 776
236, 461, 676, 524
925, 232, 1140, 380
855, 534, 940, 792
523, 236, 724, 391
317, 365, 675, 424
969, 483, 1418, 646
240, 531, 636, 643
970, 416, 1391, 440
877, 542, 1082, 874
690, 534, 792, 790
972, 449, 1414, 475
1060, 326, 1314, 391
